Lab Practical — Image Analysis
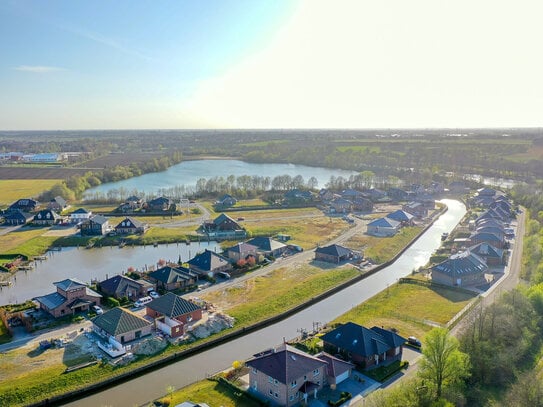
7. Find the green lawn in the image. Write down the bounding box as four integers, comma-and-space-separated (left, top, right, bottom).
156, 379, 260, 407
331, 281, 476, 340
203, 265, 359, 327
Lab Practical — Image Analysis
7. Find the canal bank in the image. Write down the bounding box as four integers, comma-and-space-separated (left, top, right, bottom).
28, 201, 463, 407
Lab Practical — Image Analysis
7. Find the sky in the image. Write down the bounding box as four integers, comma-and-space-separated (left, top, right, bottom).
1, 0, 543, 130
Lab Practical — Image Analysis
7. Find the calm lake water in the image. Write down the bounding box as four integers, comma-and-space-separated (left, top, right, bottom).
68, 199, 466, 407
83, 159, 358, 198
0, 241, 220, 306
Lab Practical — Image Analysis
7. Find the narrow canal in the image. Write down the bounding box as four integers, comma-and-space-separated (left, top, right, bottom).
66, 199, 466, 407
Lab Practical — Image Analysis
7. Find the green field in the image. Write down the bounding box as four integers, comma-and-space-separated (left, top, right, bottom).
330, 280, 476, 340
0, 179, 62, 206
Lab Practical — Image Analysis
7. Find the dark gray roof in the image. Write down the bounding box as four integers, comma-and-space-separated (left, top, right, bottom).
115, 216, 145, 229
71, 207, 90, 214
33, 209, 61, 221
431, 250, 488, 276
227, 242, 258, 254
90, 215, 109, 225
54, 278, 87, 291
92, 307, 151, 336
34, 292, 66, 310
99, 274, 146, 294
387, 210, 414, 222
246, 237, 286, 252
315, 244, 352, 258
315, 352, 354, 378
148, 266, 195, 284
213, 213, 239, 226
188, 249, 230, 272
246, 344, 326, 385
51, 196, 67, 206
470, 231, 503, 242
367, 217, 400, 228
146, 292, 201, 317
469, 242, 504, 259
321, 322, 406, 357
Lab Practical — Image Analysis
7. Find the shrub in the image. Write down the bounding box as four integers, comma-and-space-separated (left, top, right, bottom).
106, 297, 120, 308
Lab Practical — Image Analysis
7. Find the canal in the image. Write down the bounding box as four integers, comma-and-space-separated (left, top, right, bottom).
66, 199, 465, 407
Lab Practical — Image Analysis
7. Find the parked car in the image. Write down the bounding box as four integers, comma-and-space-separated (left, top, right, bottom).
92, 305, 104, 315
407, 336, 422, 347
148, 291, 160, 299
134, 296, 153, 308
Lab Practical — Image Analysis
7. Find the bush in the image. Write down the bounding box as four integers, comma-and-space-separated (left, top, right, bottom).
328, 392, 352, 406
106, 297, 120, 308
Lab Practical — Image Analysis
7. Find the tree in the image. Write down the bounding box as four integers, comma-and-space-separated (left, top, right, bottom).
418, 327, 470, 400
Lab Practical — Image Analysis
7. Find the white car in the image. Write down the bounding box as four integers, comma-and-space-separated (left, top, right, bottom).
149, 291, 160, 299
92, 305, 103, 315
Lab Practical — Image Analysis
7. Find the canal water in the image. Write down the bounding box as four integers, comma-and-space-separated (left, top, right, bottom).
0, 241, 220, 306
66, 199, 466, 407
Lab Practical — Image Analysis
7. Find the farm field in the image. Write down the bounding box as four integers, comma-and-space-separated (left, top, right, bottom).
78, 151, 165, 168
0, 167, 87, 180
0, 179, 62, 205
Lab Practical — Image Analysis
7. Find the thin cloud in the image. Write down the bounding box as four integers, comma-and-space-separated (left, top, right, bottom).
63, 25, 153, 62
14, 65, 65, 73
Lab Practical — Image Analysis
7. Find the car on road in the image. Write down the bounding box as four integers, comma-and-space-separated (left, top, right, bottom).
92, 305, 104, 315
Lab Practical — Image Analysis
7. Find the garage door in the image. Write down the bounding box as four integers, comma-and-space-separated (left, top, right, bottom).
336, 371, 350, 384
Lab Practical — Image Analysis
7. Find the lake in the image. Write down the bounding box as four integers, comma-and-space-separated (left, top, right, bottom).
83, 159, 358, 199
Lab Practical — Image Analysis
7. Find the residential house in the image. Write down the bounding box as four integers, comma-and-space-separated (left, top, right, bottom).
80, 215, 109, 236
98, 274, 153, 300
366, 188, 388, 202
8, 198, 40, 212
126, 195, 144, 209
226, 242, 259, 263
469, 231, 505, 249
330, 198, 352, 214
48, 196, 67, 212
92, 307, 152, 344
321, 322, 406, 369
32, 209, 61, 226
146, 196, 175, 212
3, 209, 33, 225
402, 201, 428, 219
246, 343, 328, 406
147, 266, 198, 291
314, 244, 354, 263
34, 278, 102, 318
475, 217, 504, 230
284, 189, 313, 202
70, 207, 92, 224
202, 213, 246, 238
476, 209, 508, 224
351, 197, 373, 212
468, 242, 506, 266
318, 188, 335, 202
366, 217, 401, 237
215, 194, 237, 207
246, 236, 288, 258
477, 187, 497, 197
187, 249, 232, 277
475, 226, 505, 240
145, 292, 203, 338
386, 209, 415, 226
386, 187, 411, 202
315, 352, 355, 386
414, 194, 435, 209
431, 250, 488, 286
340, 189, 364, 200
114, 217, 149, 234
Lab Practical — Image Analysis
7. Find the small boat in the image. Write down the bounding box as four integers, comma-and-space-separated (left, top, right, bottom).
119, 241, 126, 248
0, 281, 11, 287
441, 232, 449, 241
153, 242, 159, 247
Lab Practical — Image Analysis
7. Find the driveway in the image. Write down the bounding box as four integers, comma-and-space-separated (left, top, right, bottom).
309, 373, 380, 407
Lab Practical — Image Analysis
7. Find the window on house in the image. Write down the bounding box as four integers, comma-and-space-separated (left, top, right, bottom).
252, 368, 257, 374
274, 392, 279, 398
268, 376, 273, 383
289, 395, 294, 401
313, 368, 320, 376
291, 380, 297, 387
274, 379, 278, 385
269, 389, 273, 395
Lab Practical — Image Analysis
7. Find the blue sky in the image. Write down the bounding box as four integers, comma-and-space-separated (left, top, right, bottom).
1, 0, 543, 130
